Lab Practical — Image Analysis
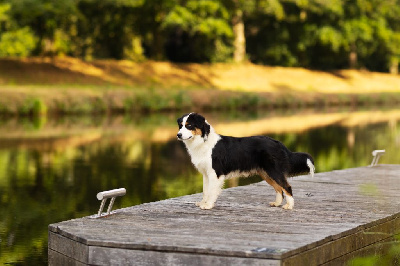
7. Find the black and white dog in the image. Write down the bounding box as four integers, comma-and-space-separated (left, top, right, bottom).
177, 113, 315, 210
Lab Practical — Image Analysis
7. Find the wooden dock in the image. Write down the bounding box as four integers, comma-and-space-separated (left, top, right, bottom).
48, 165, 400, 265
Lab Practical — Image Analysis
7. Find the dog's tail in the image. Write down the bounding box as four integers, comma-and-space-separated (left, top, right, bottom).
307, 158, 315, 177
288, 152, 315, 177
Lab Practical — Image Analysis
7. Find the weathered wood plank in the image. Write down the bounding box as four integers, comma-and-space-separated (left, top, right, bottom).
48, 250, 87, 266
324, 232, 400, 266
88, 246, 280, 266
48, 165, 400, 265
282, 214, 400, 265
48, 231, 88, 264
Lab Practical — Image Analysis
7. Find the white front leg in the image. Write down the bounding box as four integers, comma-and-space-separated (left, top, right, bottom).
199, 174, 224, 210
269, 191, 283, 207
196, 174, 209, 206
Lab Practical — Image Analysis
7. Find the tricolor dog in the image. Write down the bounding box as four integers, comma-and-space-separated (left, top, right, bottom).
177, 113, 315, 210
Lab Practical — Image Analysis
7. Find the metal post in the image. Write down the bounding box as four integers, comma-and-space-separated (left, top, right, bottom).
93, 188, 126, 218
370, 150, 385, 167
97, 199, 107, 217
106, 197, 116, 215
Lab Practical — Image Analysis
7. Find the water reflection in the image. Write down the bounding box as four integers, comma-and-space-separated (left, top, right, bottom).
0, 108, 399, 265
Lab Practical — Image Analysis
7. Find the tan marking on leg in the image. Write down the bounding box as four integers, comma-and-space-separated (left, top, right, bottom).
260, 173, 283, 207
260, 173, 283, 193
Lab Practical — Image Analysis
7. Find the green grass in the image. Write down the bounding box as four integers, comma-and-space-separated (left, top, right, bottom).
2, 58, 400, 116
1, 89, 400, 116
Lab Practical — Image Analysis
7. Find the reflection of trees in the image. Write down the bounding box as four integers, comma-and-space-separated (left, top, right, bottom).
0, 139, 203, 264
0, 149, 81, 265
270, 121, 399, 172
0, 120, 399, 264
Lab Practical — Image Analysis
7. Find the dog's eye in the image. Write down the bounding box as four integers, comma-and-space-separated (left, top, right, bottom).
186, 124, 193, 129
178, 124, 183, 129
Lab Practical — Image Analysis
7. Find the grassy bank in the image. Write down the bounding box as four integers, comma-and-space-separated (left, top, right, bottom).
1, 57, 400, 115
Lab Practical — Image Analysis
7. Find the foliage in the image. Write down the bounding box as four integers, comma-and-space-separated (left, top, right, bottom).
162, 0, 233, 62
1, 0, 400, 72
0, 27, 36, 56
0, 3, 37, 56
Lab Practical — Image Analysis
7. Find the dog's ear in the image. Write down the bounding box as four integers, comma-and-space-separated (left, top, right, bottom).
193, 113, 210, 139
202, 122, 210, 139
177, 114, 188, 127
177, 117, 183, 126
191, 113, 205, 126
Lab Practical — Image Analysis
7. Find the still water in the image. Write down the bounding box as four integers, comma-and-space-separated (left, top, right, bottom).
1, 108, 400, 265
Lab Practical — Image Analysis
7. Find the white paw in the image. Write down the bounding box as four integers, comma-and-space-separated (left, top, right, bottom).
199, 202, 214, 210
195, 199, 207, 206
269, 202, 281, 207
282, 203, 293, 210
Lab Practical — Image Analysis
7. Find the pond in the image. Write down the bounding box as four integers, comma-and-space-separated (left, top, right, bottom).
1, 107, 400, 265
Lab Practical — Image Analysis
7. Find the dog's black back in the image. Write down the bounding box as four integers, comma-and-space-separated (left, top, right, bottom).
211, 135, 313, 194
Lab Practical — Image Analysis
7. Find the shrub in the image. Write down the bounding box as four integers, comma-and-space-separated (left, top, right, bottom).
0, 27, 37, 57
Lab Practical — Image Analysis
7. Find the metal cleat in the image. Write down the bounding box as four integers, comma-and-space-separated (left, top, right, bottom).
370, 150, 385, 167
91, 188, 126, 218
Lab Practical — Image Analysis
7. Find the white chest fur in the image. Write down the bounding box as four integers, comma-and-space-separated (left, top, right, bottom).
183, 129, 220, 175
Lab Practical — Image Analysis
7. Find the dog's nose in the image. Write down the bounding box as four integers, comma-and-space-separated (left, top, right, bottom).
177, 133, 182, 139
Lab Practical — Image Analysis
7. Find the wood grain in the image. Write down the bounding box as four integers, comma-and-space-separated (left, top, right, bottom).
49, 165, 400, 265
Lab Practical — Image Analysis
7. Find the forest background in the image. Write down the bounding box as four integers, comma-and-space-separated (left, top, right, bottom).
2, 0, 400, 70
1, 0, 400, 114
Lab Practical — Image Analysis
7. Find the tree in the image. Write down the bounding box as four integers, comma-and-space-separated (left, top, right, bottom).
222, 0, 286, 63
245, 0, 300, 66
221, 0, 249, 63
7, 0, 79, 55
132, 0, 177, 60
1, 0, 400, 73
162, 0, 233, 62
75, 0, 138, 59
306, 0, 400, 71
0, 3, 36, 57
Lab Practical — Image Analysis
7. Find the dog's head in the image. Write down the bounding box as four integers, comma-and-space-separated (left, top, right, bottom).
177, 113, 210, 141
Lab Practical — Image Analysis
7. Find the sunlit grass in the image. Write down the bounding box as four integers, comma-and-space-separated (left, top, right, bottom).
2, 58, 400, 115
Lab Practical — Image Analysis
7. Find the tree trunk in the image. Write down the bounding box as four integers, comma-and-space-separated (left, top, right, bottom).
349, 43, 357, 69
389, 58, 399, 75
149, 2, 165, 61
151, 27, 164, 60
232, 8, 246, 63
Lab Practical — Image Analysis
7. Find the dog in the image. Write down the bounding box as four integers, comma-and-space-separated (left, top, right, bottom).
177, 112, 315, 210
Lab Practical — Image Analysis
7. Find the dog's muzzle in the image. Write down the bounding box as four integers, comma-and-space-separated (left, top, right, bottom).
177, 133, 192, 140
